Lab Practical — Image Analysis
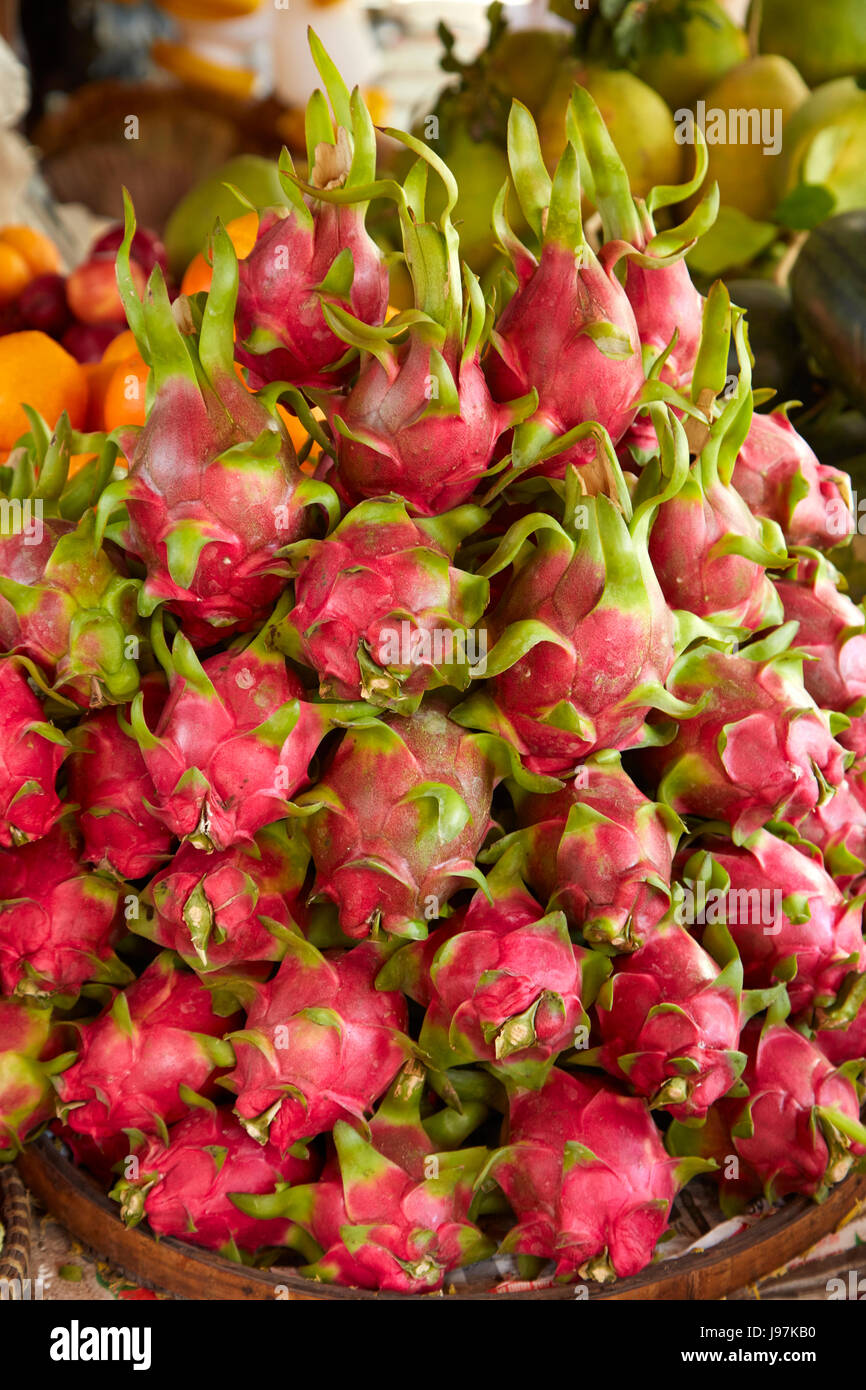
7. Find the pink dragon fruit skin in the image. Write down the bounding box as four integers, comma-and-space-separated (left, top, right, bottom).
302, 696, 536, 939
315, 126, 533, 516
452, 488, 685, 777
282, 497, 489, 710
228, 937, 410, 1154
137, 821, 310, 972
236, 202, 388, 393
799, 766, 866, 895
680, 832, 866, 1016
634, 325, 787, 635
814, 975, 866, 1065
646, 625, 849, 842
485, 103, 644, 479
0, 998, 75, 1159
591, 921, 753, 1120
570, 84, 717, 393
130, 614, 346, 852
486, 1069, 702, 1282
68, 674, 173, 879
733, 410, 854, 550
0, 822, 129, 1002
511, 749, 683, 951
56, 952, 238, 1149
235, 43, 388, 391
0, 657, 66, 847
670, 1016, 866, 1207
774, 550, 866, 757
96, 204, 331, 651
111, 1107, 319, 1253
378, 869, 598, 1086
233, 1062, 494, 1292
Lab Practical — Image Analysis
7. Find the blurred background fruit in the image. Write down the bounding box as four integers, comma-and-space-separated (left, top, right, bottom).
694, 56, 808, 222
0, 331, 87, 448
619, 0, 749, 110
776, 79, 866, 222
759, 0, 866, 87
163, 154, 289, 279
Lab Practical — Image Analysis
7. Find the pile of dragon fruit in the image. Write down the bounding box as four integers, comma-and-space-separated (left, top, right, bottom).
2, 38, 866, 1295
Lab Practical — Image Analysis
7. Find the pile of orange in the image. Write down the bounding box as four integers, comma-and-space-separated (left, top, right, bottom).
0, 215, 323, 472
0, 225, 62, 306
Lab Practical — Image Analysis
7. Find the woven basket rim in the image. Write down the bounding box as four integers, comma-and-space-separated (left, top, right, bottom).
0, 1164, 31, 1286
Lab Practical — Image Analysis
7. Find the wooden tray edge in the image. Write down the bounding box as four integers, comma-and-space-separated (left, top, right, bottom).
17, 1140, 866, 1301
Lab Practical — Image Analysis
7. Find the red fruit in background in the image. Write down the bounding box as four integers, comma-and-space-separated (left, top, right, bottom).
91, 223, 169, 280
61, 320, 124, 364
18, 274, 70, 338
66, 256, 145, 327
0, 299, 24, 336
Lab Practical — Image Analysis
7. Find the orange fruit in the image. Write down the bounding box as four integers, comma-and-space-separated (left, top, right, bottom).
103, 352, 149, 432
0, 243, 32, 305
101, 329, 139, 364
181, 212, 259, 297
0, 225, 62, 277
68, 451, 98, 477
0, 332, 88, 450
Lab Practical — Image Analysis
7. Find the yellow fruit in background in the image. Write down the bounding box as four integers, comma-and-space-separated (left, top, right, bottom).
775, 78, 866, 216
486, 29, 572, 115
539, 67, 683, 199
151, 40, 256, 99
693, 56, 809, 222
631, 0, 749, 111
759, 0, 866, 89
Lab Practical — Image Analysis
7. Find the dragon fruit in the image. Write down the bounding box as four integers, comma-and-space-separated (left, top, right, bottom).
645, 624, 849, 841
281, 497, 489, 711
636, 298, 787, 633
799, 765, 866, 894
679, 831, 865, 1016
301, 695, 548, 939
0, 514, 142, 709
68, 674, 173, 879
234, 1061, 494, 1292
0, 657, 66, 847
129, 605, 360, 852
0, 417, 141, 708
669, 1009, 866, 1208
774, 549, 866, 757
0, 822, 129, 1002
504, 749, 683, 951
452, 471, 690, 776
813, 975, 866, 1066
377, 861, 605, 1087
110, 1106, 319, 1254
135, 821, 310, 972
482, 1068, 709, 1282
236, 40, 388, 390
305, 131, 535, 515
95, 199, 335, 650
0, 998, 75, 1159
484, 100, 644, 484
732, 408, 854, 550
227, 936, 409, 1154
570, 83, 716, 392
587, 919, 776, 1119
56, 952, 238, 1150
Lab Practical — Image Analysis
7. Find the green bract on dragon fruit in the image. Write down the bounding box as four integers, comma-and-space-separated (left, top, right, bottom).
1, 33, 865, 1298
